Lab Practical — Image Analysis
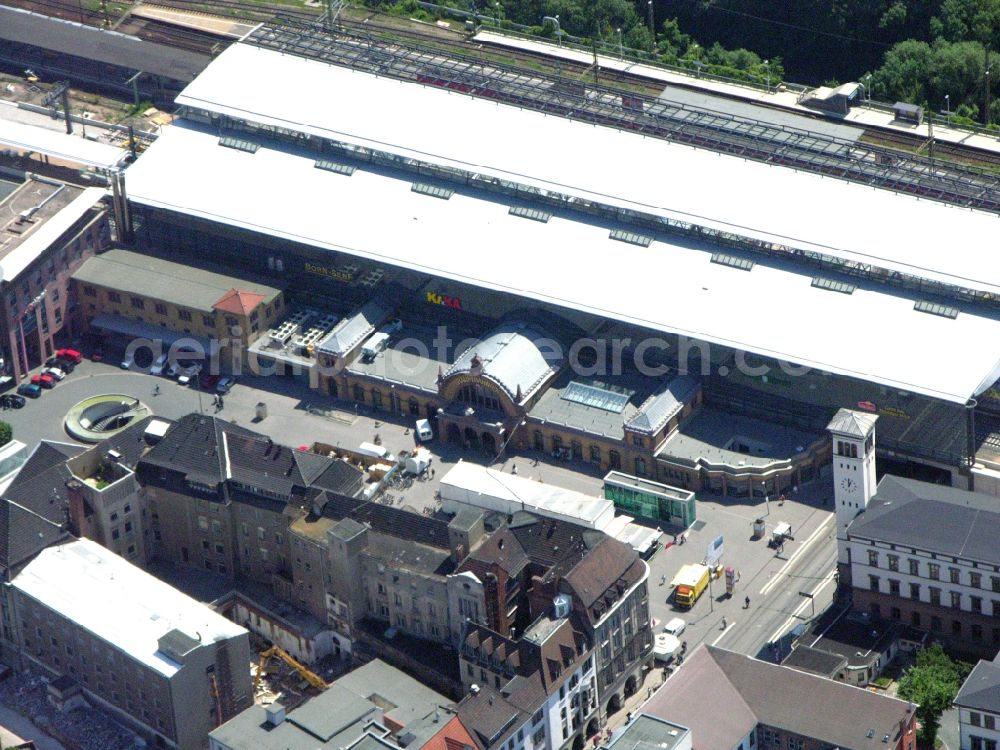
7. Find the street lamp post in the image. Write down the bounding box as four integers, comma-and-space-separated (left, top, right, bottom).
763, 59, 770, 94
762, 481, 770, 516
494, 1, 501, 28
617, 27, 623, 60
864, 73, 873, 105
945, 94, 951, 120
647, 0, 655, 48
495, 420, 527, 464
986, 63, 994, 126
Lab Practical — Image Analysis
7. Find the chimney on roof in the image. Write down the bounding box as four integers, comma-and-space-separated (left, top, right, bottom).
65, 480, 91, 539
265, 703, 285, 727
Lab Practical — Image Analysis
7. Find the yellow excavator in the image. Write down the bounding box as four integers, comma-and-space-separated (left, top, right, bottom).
253, 645, 328, 692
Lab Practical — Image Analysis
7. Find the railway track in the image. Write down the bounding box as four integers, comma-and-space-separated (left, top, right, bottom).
9, 0, 1000, 171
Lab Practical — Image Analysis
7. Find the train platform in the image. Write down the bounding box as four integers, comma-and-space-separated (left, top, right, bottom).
474, 30, 1000, 156
130, 3, 258, 39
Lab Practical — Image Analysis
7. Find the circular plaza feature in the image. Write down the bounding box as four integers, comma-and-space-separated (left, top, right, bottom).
64, 394, 151, 443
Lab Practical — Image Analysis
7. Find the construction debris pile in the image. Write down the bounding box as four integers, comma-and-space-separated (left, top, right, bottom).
0, 670, 136, 750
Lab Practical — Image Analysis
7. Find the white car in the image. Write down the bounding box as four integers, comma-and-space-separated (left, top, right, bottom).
663, 617, 686, 637
120, 355, 134, 370
177, 364, 202, 386
150, 353, 169, 375
42, 367, 66, 381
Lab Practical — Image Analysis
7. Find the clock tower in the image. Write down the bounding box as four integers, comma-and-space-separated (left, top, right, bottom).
827, 408, 878, 564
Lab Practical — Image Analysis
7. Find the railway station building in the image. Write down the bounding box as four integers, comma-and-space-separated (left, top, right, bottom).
121, 25, 1000, 493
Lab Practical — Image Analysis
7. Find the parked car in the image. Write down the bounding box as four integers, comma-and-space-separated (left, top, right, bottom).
46, 356, 74, 373
216, 376, 237, 394
17, 383, 41, 399
177, 364, 202, 386
55, 348, 82, 364
150, 353, 169, 376
31, 374, 55, 389
663, 617, 687, 637
1, 394, 25, 409
200, 373, 221, 390
42, 367, 66, 381
90, 348, 104, 362
120, 354, 134, 370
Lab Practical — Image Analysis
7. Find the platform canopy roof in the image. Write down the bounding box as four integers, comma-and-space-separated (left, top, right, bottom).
0, 4, 209, 82
124, 122, 1000, 405
175, 43, 1000, 298
0, 118, 127, 170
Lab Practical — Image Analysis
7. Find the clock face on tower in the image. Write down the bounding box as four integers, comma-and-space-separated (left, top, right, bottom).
841, 477, 857, 494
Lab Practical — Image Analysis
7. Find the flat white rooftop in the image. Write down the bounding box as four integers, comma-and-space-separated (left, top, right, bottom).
124, 123, 1000, 403
12, 538, 246, 677
2, 186, 106, 281
175, 43, 1000, 296
441, 460, 615, 527
0, 114, 128, 170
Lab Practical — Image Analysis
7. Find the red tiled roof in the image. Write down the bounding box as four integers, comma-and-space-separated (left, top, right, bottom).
212, 288, 265, 316
422, 715, 480, 750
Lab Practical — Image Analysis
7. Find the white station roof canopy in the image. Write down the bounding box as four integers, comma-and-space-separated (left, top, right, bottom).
0, 117, 128, 169
125, 123, 1000, 404
175, 43, 1000, 297
124, 42, 1000, 404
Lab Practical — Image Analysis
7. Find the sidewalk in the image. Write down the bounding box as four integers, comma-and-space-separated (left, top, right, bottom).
604, 666, 666, 735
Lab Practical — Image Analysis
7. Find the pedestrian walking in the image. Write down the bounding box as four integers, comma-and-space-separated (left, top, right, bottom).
511, 463, 517, 475
721, 617, 727, 630
744, 595, 750, 609
660, 574, 666, 586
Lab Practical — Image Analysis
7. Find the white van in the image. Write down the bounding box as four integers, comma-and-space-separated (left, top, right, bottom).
361, 332, 390, 362
358, 442, 393, 462
415, 418, 434, 442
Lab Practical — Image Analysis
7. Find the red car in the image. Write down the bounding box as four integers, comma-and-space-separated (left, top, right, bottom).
31, 374, 55, 389
56, 348, 83, 364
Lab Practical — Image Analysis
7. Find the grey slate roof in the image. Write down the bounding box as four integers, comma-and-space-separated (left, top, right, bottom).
0, 4, 209, 81
645, 646, 915, 750
316, 299, 391, 357
456, 685, 527, 749
444, 323, 561, 403
625, 375, 699, 435
781, 645, 847, 678
140, 414, 261, 486
73, 249, 281, 314
827, 408, 877, 438
847, 475, 1000, 564
955, 658, 1000, 713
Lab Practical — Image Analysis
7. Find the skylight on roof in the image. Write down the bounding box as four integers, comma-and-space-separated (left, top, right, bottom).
411, 182, 454, 200
315, 159, 356, 176
711, 253, 754, 271
562, 381, 630, 413
609, 228, 652, 247
509, 206, 552, 223
812, 277, 857, 294
218, 135, 258, 153
914, 300, 959, 319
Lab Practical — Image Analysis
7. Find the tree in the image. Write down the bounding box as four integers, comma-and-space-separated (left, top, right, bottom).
897, 644, 971, 747
0, 421, 12, 448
